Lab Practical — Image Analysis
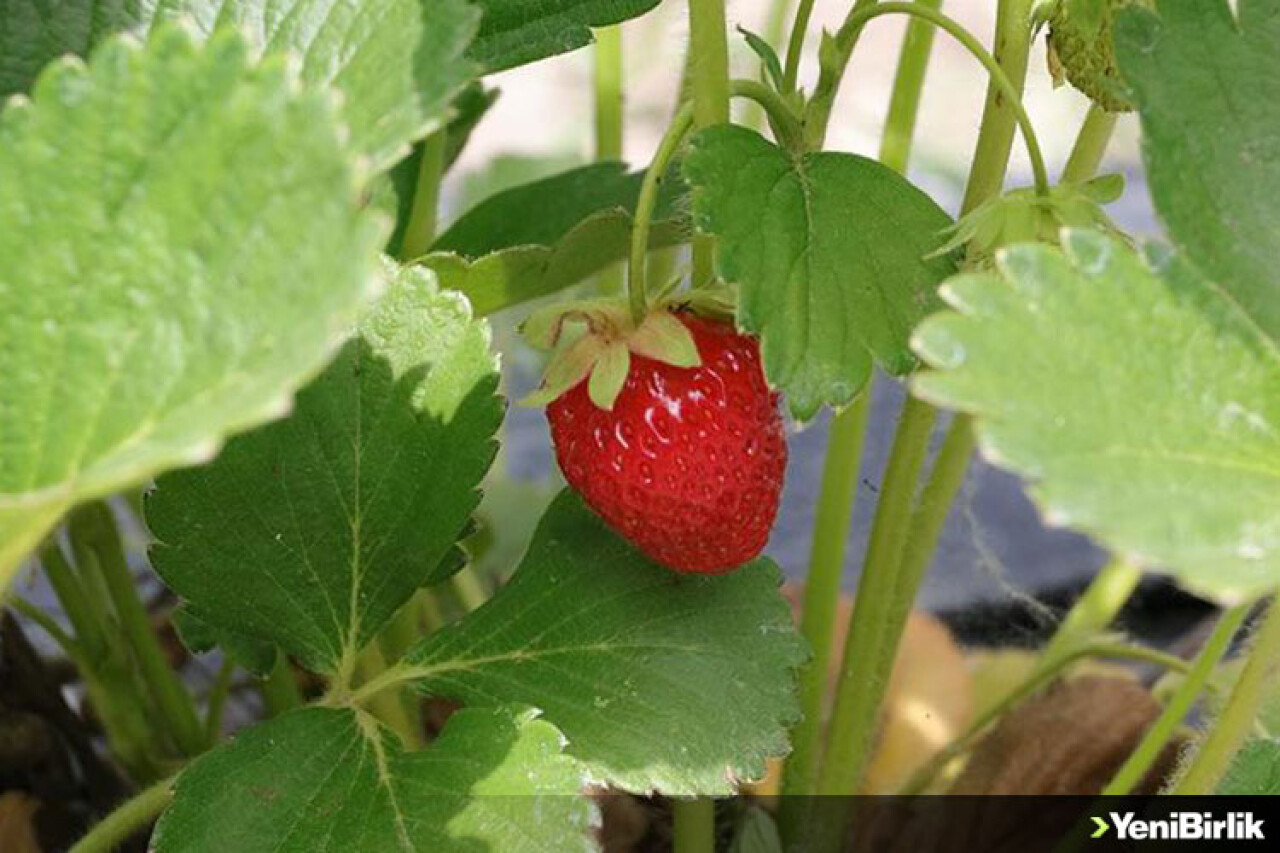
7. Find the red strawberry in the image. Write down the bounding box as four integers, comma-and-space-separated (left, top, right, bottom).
545, 313, 786, 574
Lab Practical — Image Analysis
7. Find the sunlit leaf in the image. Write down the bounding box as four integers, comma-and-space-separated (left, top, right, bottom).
0, 27, 382, 593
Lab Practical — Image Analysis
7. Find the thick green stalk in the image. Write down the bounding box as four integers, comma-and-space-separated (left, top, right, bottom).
260, 652, 303, 718
879, 0, 942, 173
676, 6, 729, 850
899, 640, 1196, 794
71, 776, 175, 853
779, 391, 872, 800
780, 3, 939, 805
399, 132, 447, 260
1040, 557, 1142, 664
673, 799, 715, 853
40, 543, 161, 780
450, 564, 489, 613
781, 0, 818, 93
805, 0, 1036, 815
959, 0, 1035, 211
594, 27, 625, 161
1103, 604, 1250, 795
70, 503, 205, 757
688, 0, 731, 287
1061, 104, 1117, 184
814, 396, 936, 797
1173, 598, 1280, 794
628, 102, 695, 322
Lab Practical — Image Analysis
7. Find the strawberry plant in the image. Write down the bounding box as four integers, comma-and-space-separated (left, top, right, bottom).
1, 0, 1278, 850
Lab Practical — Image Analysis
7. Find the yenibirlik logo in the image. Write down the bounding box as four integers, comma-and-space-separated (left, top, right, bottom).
1091, 811, 1265, 841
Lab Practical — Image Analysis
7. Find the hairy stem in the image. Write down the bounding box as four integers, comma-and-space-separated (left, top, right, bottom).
1103, 604, 1250, 795
399, 132, 447, 261
879, 0, 942, 173
958, 0, 1036, 210
1172, 598, 1280, 794
688, 0, 731, 288
70, 503, 205, 757
815, 396, 936, 797
780, 3, 939, 808
594, 26, 625, 161
899, 640, 1197, 795
71, 776, 174, 853
1061, 104, 1117, 184
1040, 557, 1142, 664
780, 391, 872, 801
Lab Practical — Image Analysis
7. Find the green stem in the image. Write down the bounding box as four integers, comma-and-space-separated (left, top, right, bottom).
40, 542, 108, 661
43, 545, 162, 781
780, 392, 872, 800
813, 396, 936, 798
732, 79, 806, 151
1102, 604, 1250, 795
781, 0, 817, 93
1061, 104, 1117, 184
628, 102, 695, 323
780, 3, 937, 805
399, 132, 447, 260
70, 503, 205, 757
688, 0, 731, 288
900, 641, 1196, 795
1040, 557, 1142, 664
203, 657, 235, 746
450, 564, 489, 613
594, 26, 625, 161
879, 0, 942, 173
10, 595, 86, 665
1172, 598, 1280, 794
958, 0, 1035, 211
71, 776, 175, 853
260, 652, 303, 718
806, 2, 1047, 202
673, 799, 715, 853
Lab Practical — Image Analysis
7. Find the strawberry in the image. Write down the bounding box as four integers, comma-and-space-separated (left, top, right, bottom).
529, 305, 786, 574
1044, 0, 1152, 113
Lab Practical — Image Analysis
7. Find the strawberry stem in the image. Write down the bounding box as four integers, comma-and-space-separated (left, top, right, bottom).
1062, 103, 1118, 183
1172, 599, 1280, 793
628, 102, 694, 324
806, 1, 1051, 199
1103, 603, 1251, 795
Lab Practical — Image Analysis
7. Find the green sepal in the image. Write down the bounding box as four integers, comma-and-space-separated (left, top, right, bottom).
934, 176, 1128, 267
520, 334, 606, 407
738, 27, 785, 91
588, 343, 631, 410
520, 298, 631, 350
627, 311, 701, 369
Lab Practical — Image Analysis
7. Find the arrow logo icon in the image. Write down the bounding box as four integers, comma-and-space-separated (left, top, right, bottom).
1091, 816, 1110, 839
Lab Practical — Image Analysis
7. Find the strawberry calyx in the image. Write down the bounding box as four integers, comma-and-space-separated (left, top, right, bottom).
520, 284, 739, 411
933, 174, 1128, 269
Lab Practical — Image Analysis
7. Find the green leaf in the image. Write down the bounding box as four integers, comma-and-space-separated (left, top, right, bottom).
1216, 739, 1280, 795
1116, 0, 1280, 342
146, 264, 502, 676
154, 706, 594, 851
684, 125, 957, 421
424, 162, 688, 316
404, 490, 807, 795
0, 27, 383, 595
0, 0, 478, 171
470, 0, 663, 72
172, 606, 278, 676
913, 231, 1280, 600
